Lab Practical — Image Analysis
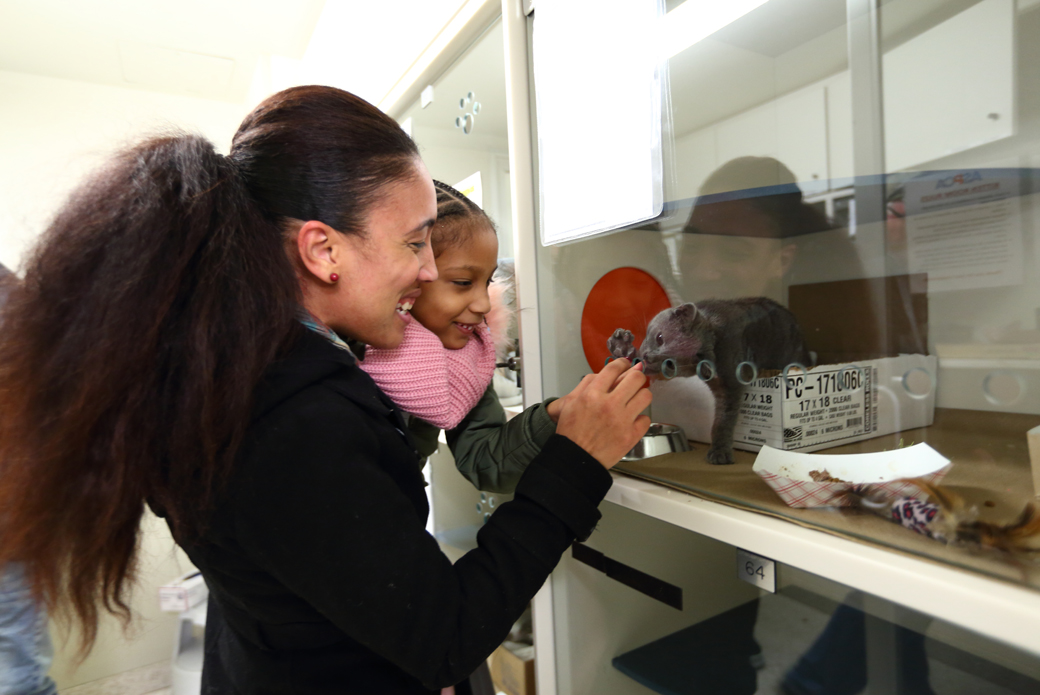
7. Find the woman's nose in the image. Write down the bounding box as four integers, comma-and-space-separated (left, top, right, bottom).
417, 244, 438, 282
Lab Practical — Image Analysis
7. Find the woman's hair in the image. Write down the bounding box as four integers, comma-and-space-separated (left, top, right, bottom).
430, 180, 496, 256
0, 85, 419, 651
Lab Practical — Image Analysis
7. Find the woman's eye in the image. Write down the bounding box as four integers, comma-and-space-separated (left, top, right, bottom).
656, 333, 664, 346
409, 241, 427, 252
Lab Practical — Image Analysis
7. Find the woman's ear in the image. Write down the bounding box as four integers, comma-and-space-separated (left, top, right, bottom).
295, 220, 341, 283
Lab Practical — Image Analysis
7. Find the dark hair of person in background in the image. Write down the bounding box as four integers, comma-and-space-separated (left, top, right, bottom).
684, 156, 833, 240
430, 179, 496, 256
0, 86, 420, 650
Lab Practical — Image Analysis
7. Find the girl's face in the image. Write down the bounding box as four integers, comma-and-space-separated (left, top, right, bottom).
410, 224, 498, 350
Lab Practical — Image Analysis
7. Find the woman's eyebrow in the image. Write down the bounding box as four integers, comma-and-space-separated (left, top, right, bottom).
409, 218, 436, 234
442, 264, 485, 273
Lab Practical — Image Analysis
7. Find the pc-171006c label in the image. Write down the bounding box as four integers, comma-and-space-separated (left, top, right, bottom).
734, 365, 878, 451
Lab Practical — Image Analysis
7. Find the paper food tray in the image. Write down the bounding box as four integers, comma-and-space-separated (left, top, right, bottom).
752, 443, 951, 508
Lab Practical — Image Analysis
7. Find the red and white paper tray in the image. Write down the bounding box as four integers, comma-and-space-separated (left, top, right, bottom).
752, 443, 951, 509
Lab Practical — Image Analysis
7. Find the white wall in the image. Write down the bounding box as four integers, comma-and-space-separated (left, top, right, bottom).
0, 69, 249, 271
0, 68, 247, 688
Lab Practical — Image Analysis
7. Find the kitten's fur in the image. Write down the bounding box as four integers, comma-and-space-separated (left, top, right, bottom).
609, 298, 811, 465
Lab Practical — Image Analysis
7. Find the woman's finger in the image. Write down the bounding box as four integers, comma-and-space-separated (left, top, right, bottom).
626, 387, 653, 416
609, 360, 643, 392
572, 372, 596, 395
609, 365, 648, 400
594, 357, 631, 390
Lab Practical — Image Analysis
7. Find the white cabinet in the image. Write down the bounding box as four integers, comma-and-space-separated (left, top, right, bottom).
714, 90, 833, 195
672, 127, 716, 201
826, 71, 855, 183
777, 86, 831, 195
715, 102, 779, 168
882, 0, 1014, 171
675, 0, 1015, 196
677, 79, 842, 197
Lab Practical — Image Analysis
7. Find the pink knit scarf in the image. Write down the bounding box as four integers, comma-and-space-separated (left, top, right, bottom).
360, 318, 497, 430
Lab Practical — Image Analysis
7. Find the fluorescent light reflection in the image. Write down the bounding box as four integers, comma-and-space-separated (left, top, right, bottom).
664, 0, 771, 58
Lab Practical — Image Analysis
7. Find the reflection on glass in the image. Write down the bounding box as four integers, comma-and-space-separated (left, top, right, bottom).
534, 0, 1040, 591
530, 2, 1040, 693
903, 366, 935, 399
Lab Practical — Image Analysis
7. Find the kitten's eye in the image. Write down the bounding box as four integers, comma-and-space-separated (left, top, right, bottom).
656, 333, 664, 346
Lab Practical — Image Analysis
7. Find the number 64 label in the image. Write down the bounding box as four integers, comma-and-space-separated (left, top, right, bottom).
736, 549, 776, 593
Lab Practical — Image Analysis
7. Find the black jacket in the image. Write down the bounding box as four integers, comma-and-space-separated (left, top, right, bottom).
179, 329, 612, 693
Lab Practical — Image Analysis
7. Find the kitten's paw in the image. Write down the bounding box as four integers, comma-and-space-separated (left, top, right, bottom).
607, 329, 637, 360
706, 445, 735, 465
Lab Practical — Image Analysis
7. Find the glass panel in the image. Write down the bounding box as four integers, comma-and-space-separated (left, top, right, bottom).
552, 503, 1040, 695
532, 0, 1040, 592
398, 18, 523, 407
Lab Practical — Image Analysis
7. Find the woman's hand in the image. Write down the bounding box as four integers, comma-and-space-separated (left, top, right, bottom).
545, 398, 564, 423
554, 359, 652, 469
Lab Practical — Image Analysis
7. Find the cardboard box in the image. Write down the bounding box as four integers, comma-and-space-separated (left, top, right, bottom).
489, 642, 535, 695
652, 354, 937, 454
159, 571, 208, 613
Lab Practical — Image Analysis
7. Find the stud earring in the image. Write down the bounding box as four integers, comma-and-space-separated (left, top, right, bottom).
330, 273, 339, 282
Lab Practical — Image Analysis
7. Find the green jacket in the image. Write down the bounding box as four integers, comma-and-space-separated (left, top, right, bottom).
408, 383, 558, 493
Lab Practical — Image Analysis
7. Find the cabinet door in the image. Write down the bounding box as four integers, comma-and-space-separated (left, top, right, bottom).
716, 102, 778, 166
883, 0, 1014, 171
777, 86, 830, 195
826, 71, 855, 183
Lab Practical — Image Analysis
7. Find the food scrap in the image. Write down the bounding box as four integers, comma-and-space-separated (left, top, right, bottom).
809, 469, 847, 483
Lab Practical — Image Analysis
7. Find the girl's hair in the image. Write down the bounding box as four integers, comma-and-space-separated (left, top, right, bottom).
430, 180, 496, 256
0, 85, 419, 651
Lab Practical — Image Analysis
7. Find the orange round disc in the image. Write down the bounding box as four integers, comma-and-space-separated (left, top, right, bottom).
581, 267, 672, 373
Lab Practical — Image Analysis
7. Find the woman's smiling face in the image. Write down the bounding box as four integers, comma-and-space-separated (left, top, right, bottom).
328, 163, 438, 349
410, 223, 498, 350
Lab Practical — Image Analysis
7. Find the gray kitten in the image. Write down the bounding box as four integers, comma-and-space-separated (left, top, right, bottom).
609, 298, 812, 465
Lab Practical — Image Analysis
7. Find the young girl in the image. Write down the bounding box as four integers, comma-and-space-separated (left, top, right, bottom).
360, 181, 562, 493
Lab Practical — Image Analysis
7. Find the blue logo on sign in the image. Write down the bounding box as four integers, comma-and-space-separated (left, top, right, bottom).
935, 171, 982, 189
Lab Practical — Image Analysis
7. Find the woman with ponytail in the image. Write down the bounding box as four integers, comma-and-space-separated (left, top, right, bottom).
0, 85, 651, 694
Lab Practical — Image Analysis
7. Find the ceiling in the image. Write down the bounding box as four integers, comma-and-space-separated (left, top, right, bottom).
0, 0, 469, 105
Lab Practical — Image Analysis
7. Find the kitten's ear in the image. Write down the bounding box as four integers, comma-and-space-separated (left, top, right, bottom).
674, 303, 699, 321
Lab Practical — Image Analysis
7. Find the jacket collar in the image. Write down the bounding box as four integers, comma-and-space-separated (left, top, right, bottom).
253, 330, 395, 422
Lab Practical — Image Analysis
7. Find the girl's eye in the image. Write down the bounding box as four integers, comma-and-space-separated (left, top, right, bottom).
452, 280, 472, 288
656, 333, 664, 346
